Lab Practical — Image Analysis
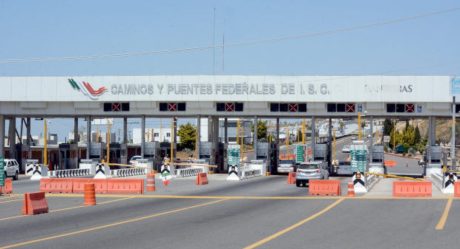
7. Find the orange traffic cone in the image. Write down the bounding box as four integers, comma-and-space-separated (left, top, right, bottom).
347, 182, 355, 197
84, 183, 96, 206
146, 173, 156, 192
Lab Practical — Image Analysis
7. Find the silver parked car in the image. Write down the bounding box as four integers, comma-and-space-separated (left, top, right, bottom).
296, 161, 329, 187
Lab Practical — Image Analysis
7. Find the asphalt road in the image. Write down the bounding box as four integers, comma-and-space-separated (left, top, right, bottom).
0, 176, 458, 249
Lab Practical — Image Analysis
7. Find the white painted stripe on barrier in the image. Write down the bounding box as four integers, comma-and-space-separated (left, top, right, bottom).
111, 168, 146, 178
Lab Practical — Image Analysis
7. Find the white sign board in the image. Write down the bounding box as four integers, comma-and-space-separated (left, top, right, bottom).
0, 76, 452, 103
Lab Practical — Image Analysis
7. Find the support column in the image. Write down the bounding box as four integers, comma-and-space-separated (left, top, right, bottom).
328, 118, 332, 170
311, 117, 316, 159
123, 117, 128, 144
275, 118, 280, 174
211, 116, 219, 166
0, 115, 4, 158
8, 117, 16, 159
452, 97, 456, 170
427, 116, 436, 163
369, 116, 374, 162
73, 117, 79, 144
254, 116, 258, 159
26, 117, 32, 158
196, 116, 201, 158
224, 118, 228, 144
141, 116, 145, 158
86, 116, 91, 159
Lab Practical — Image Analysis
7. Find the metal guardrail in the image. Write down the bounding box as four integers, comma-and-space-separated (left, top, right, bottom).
176, 168, 203, 178
48, 169, 91, 178
111, 168, 146, 177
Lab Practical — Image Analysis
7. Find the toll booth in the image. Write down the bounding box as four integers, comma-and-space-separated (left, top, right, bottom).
270, 143, 278, 175
215, 142, 225, 172
58, 143, 78, 170
90, 142, 105, 161
257, 142, 273, 174
159, 142, 176, 160
120, 143, 128, 164
425, 145, 443, 176
144, 142, 161, 168
15, 143, 30, 173
314, 144, 328, 161
199, 142, 212, 162
108, 143, 123, 164
369, 145, 385, 174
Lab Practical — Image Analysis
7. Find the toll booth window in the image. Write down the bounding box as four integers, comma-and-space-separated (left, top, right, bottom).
103, 102, 130, 112
216, 102, 243, 112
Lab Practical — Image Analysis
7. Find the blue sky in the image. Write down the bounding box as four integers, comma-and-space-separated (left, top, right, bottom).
0, 0, 459, 76
1, 0, 459, 138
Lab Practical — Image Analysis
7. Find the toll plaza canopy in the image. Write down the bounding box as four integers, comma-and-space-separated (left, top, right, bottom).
0, 75, 456, 117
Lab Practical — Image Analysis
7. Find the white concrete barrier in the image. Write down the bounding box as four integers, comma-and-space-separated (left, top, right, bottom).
430, 172, 457, 194
94, 163, 111, 179
30, 164, 48, 181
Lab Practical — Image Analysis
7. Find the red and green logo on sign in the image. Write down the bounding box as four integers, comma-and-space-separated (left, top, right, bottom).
68, 78, 107, 100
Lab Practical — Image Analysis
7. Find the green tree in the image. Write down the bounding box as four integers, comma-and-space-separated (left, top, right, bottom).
256, 120, 268, 140
177, 123, 196, 151
383, 119, 393, 136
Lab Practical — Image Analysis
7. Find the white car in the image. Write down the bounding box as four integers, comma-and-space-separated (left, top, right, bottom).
3, 159, 19, 180
278, 160, 296, 173
129, 155, 143, 166
342, 145, 351, 153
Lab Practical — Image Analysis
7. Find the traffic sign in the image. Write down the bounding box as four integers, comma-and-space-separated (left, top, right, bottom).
227, 145, 240, 167
295, 145, 304, 163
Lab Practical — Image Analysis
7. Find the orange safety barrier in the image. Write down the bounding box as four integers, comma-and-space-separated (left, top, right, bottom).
384, 160, 397, 167
146, 173, 156, 191
84, 183, 96, 206
347, 182, 355, 197
309, 180, 341, 196
455, 182, 460, 198
22, 192, 49, 215
393, 181, 432, 197
73, 179, 108, 194
40, 178, 73, 193
196, 173, 209, 185
107, 179, 144, 194
1, 178, 13, 194
287, 172, 296, 185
